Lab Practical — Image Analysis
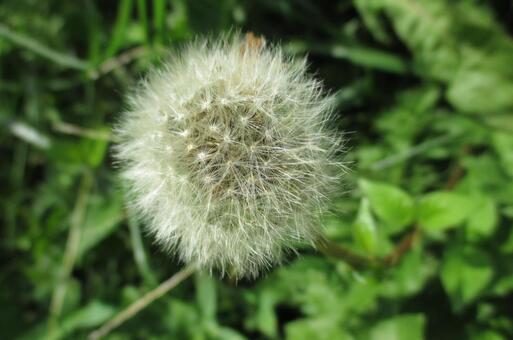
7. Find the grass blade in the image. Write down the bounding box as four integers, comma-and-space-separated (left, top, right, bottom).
0, 23, 90, 70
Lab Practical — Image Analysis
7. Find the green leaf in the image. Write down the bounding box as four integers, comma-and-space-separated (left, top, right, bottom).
0, 23, 90, 70
367, 314, 425, 340
76, 193, 124, 261
359, 179, 415, 234
357, 0, 513, 114
492, 132, 513, 178
441, 246, 493, 310
500, 229, 513, 254
255, 290, 278, 338
285, 317, 353, 340
195, 272, 217, 322
48, 138, 108, 167
165, 299, 202, 339
418, 192, 472, 231
215, 327, 247, 340
331, 45, 408, 74
465, 196, 497, 241
353, 198, 378, 253
447, 65, 513, 114
469, 330, 506, 340
361, 0, 459, 82
19, 301, 115, 340
491, 275, 513, 296
322, 214, 353, 239
354, 0, 392, 44
59, 301, 115, 333
379, 248, 437, 298
105, 0, 134, 58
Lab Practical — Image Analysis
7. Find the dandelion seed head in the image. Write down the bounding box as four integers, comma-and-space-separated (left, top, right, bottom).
115, 33, 345, 278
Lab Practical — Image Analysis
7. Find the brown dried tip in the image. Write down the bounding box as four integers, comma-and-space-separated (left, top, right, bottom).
242, 32, 266, 54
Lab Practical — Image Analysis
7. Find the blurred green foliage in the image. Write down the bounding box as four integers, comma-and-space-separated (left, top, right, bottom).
1, 0, 513, 339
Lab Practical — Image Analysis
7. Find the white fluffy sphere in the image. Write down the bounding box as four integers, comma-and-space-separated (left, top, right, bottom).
115, 34, 343, 278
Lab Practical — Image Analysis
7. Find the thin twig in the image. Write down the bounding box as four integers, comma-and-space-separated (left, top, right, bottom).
317, 238, 379, 268
445, 145, 470, 190
89, 45, 147, 80
324, 142, 469, 269
48, 172, 93, 337
88, 266, 195, 340
317, 231, 422, 269
52, 121, 112, 141
445, 165, 465, 190
382, 226, 421, 266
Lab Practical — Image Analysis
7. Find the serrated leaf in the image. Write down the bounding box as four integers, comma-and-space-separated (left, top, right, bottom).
441, 246, 493, 310
357, 0, 513, 114
368, 314, 425, 340
418, 192, 472, 231
466, 196, 497, 241
492, 132, 513, 178
379, 248, 436, 298
285, 317, 353, 340
215, 327, 247, 340
366, 0, 459, 82
447, 65, 513, 114
359, 179, 415, 234
353, 198, 378, 253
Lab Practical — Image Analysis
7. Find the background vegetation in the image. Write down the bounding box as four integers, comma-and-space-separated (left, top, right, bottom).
1, 0, 513, 339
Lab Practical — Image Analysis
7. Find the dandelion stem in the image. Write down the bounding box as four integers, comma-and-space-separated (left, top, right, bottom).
88, 266, 195, 339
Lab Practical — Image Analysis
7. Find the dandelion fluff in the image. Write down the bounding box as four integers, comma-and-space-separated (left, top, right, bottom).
115, 34, 344, 278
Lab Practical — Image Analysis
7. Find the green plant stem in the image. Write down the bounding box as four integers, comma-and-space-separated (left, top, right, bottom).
127, 210, 157, 286
48, 171, 93, 337
326, 144, 466, 269
382, 226, 422, 266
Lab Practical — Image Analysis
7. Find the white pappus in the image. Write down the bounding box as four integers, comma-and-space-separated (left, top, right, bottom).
114, 33, 345, 279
